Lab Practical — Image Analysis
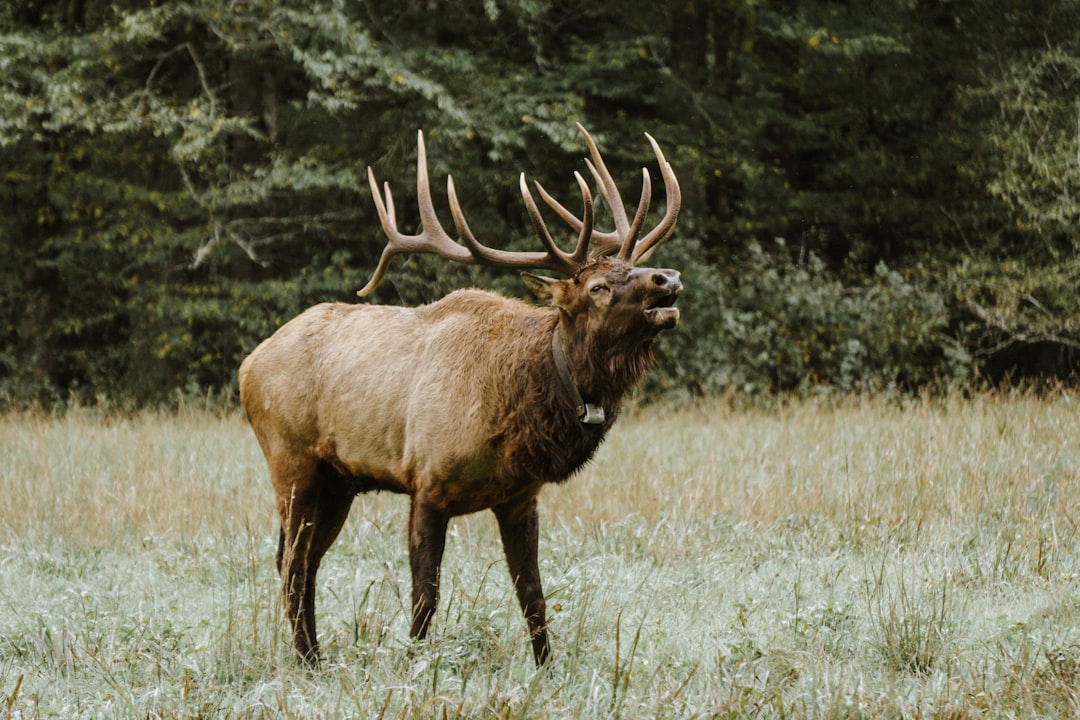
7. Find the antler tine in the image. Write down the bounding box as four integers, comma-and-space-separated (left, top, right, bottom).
567, 172, 596, 267
355, 171, 401, 296
358, 130, 473, 297
617, 168, 652, 261
355, 230, 394, 297
630, 132, 681, 265
444, 171, 581, 276
383, 181, 396, 227
578, 124, 631, 240
411, 130, 477, 264
518, 172, 598, 269
533, 181, 620, 254
514, 174, 586, 275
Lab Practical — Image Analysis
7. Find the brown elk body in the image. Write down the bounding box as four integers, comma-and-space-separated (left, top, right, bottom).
239, 125, 683, 666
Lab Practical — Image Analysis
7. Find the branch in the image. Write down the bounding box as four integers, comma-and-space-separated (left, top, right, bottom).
967, 298, 1080, 356
183, 42, 217, 122
136, 43, 216, 121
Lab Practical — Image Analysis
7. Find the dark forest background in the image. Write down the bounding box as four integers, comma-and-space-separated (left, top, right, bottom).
2, 0, 1078, 407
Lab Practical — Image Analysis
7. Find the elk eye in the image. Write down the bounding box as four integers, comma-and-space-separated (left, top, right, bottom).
589, 283, 610, 296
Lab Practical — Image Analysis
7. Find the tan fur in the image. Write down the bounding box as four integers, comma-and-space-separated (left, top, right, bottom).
242, 290, 549, 503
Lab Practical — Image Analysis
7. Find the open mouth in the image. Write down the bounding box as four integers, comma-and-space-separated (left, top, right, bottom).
644, 292, 681, 329
647, 292, 680, 310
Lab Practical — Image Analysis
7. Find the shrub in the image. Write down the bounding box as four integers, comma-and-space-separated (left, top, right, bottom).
651, 240, 972, 398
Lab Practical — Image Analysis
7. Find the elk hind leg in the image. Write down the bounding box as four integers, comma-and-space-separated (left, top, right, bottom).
276, 461, 355, 666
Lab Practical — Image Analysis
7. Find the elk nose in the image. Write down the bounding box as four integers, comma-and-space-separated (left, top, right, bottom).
651, 269, 682, 294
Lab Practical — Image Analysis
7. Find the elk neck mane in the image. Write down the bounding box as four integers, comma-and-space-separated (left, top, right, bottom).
424, 288, 657, 487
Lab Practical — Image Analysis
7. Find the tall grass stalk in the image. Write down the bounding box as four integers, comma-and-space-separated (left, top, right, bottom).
1, 393, 1078, 717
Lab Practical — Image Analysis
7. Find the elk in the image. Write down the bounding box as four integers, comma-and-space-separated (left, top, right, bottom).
239, 124, 683, 667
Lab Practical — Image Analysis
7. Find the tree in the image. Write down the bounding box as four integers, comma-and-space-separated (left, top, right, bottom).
950, 2, 1080, 381
1, 0, 1077, 406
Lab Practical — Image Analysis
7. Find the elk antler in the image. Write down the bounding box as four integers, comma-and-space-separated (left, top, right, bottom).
357, 125, 680, 297
538, 124, 682, 266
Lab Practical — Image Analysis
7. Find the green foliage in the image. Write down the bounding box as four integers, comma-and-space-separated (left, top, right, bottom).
0, 0, 1077, 407
945, 256, 1080, 383
655, 239, 969, 397
961, 4, 1080, 258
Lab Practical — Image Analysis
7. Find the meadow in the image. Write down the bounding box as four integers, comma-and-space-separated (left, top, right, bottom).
1, 393, 1078, 718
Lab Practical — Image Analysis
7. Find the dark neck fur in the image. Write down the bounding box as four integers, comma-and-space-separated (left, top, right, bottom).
493, 313, 656, 486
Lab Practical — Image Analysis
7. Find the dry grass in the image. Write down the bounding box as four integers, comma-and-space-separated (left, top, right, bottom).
1, 393, 1079, 717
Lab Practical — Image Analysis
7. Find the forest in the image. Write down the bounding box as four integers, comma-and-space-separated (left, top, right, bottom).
2, 0, 1079, 407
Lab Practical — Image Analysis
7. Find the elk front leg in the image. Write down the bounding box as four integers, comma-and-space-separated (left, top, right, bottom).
494, 498, 550, 666
407, 495, 449, 642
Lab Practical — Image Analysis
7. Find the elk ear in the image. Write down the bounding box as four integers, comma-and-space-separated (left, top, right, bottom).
521, 272, 562, 306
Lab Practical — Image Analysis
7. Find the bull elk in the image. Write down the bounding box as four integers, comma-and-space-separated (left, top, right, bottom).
239, 124, 683, 667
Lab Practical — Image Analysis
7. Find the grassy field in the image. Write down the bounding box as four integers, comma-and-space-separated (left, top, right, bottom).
1, 393, 1079, 718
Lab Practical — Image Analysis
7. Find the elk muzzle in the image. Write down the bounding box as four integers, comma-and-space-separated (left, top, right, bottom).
641, 268, 683, 330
